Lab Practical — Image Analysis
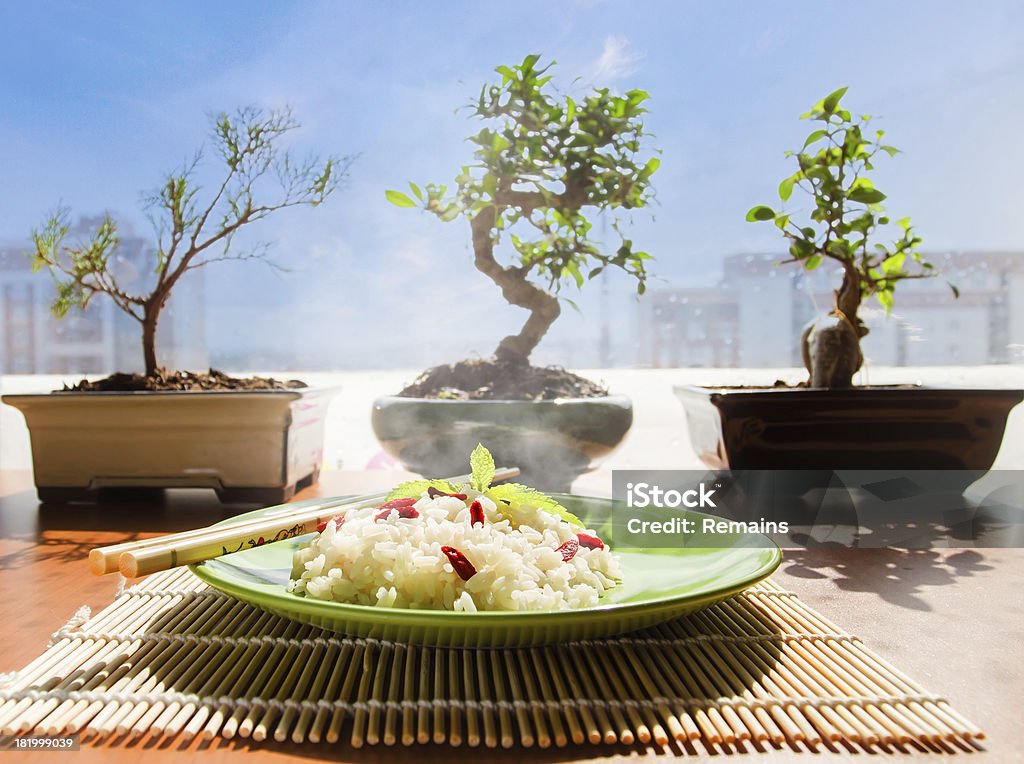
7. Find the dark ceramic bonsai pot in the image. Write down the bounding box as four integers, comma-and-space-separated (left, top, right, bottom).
371, 395, 633, 491
674, 385, 1022, 484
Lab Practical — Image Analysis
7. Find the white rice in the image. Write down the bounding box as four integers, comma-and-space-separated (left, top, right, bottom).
288, 492, 621, 611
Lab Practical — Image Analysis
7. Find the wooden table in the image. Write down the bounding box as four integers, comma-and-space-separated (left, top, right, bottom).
1, 471, 1021, 762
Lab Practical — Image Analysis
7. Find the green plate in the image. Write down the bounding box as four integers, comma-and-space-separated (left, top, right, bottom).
191, 494, 781, 647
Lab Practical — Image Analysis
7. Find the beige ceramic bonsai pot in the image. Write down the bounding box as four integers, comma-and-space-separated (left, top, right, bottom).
3, 387, 338, 504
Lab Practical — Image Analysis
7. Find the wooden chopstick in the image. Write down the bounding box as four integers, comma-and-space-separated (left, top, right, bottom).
90, 496, 361, 576
104, 468, 519, 579
90, 468, 496, 574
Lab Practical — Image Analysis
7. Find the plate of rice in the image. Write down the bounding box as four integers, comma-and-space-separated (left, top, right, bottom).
192, 446, 780, 647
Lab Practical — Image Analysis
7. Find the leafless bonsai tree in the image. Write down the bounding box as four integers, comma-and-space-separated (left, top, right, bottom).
31, 106, 350, 377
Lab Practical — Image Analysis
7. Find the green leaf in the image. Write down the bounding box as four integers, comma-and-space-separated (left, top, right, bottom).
790, 239, 815, 259
408, 182, 423, 201
495, 64, 516, 83
804, 165, 832, 183
877, 288, 894, 313
826, 239, 852, 259
847, 187, 887, 204
746, 205, 776, 222
491, 133, 510, 152
948, 282, 960, 299
484, 483, 584, 528
822, 86, 849, 114
386, 479, 464, 501
640, 157, 660, 179
802, 129, 828, 149
564, 260, 584, 288
778, 174, 797, 202
385, 189, 417, 208
522, 53, 541, 72
882, 252, 906, 275
469, 443, 495, 492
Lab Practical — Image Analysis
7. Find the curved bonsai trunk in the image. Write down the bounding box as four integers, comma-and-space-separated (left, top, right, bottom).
471, 208, 560, 365
802, 268, 867, 389
494, 292, 561, 364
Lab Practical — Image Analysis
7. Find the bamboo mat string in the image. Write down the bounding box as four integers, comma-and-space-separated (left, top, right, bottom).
0, 568, 983, 752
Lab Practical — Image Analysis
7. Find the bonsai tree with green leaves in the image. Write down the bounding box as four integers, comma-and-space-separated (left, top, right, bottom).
746, 87, 953, 389
31, 107, 348, 381
387, 54, 658, 397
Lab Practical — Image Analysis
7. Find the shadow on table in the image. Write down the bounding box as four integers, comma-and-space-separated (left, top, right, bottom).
231, 735, 981, 759
36, 489, 267, 528
724, 470, 1024, 555
129, 735, 844, 759
79, 717, 981, 760
0, 487, 267, 569
780, 547, 995, 612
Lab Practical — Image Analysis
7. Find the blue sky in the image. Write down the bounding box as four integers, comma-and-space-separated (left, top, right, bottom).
2, 1, 1022, 368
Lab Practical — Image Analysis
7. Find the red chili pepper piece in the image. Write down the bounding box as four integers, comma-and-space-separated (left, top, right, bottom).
556, 537, 579, 562
316, 514, 347, 533
378, 497, 418, 509
440, 545, 477, 581
375, 506, 420, 522
576, 533, 604, 550
469, 500, 485, 527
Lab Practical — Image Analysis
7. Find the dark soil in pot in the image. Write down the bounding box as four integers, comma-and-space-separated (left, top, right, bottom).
63, 368, 307, 393
397, 358, 607, 401
376, 358, 629, 491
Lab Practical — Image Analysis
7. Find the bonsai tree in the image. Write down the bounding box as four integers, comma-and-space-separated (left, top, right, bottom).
386, 54, 658, 397
746, 87, 954, 388
30, 107, 348, 381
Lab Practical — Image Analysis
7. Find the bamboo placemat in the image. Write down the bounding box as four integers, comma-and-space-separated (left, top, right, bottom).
0, 568, 983, 753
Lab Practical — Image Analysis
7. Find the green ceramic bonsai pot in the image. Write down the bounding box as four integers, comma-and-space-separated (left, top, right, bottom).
371, 395, 633, 491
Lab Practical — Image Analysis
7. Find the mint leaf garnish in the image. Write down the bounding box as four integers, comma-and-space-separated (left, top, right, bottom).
485, 483, 584, 528
469, 443, 495, 492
